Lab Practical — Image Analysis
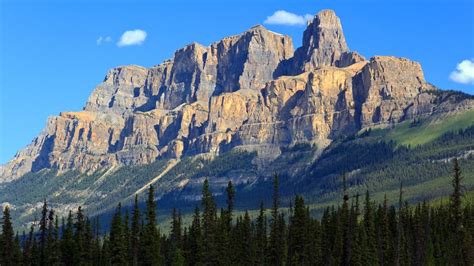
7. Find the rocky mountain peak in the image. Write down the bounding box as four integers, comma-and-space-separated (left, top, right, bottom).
288, 9, 364, 74
1, 9, 473, 182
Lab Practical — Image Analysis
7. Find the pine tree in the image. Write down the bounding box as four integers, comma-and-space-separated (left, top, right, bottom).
449, 158, 464, 264
219, 181, 235, 265
350, 194, 364, 266
100, 235, 111, 266
172, 248, 185, 266
287, 195, 310, 265
321, 207, 333, 265
187, 207, 202, 266
46, 210, 60, 265
39, 200, 48, 266
1, 206, 15, 265
330, 206, 343, 265
375, 195, 391, 265
92, 217, 102, 266
268, 174, 286, 265
363, 191, 379, 265
123, 209, 131, 264
74, 206, 86, 264
12, 233, 22, 265
395, 181, 403, 266
84, 217, 94, 265
130, 194, 141, 266
254, 201, 267, 265
341, 174, 352, 266
23, 223, 36, 266
31, 231, 40, 265
201, 179, 218, 264
450, 158, 463, 230
141, 185, 161, 265
307, 212, 322, 265
109, 202, 126, 264
61, 212, 75, 265
171, 208, 182, 250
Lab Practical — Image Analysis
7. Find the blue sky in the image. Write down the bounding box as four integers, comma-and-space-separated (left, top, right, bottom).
0, 0, 473, 163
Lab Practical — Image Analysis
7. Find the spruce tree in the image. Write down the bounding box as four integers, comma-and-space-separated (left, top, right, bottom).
215, 181, 235, 265
100, 235, 111, 266
341, 174, 352, 266
84, 218, 94, 265
268, 174, 286, 265
123, 209, 131, 264
287, 195, 309, 265
130, 194, 141, 266
12, 233, 22, 265
46, 210, 59, 265
172, 248, 185, 266
141, 185, 161, 265
363, 191, 379, 265
1, 206, 15, 265
170, 208, 182, 252
61, 212, 75, 265
23, 224, 36, 266
375, 195, 392, 265
449, 158, 464, 264
92, 217, 102, 266
188, 207, 202, 265
39, 200, 48, 266
109, 202, 126, 264
74, 206, 86, 264
255, 201, 267, 265
201, 179, 217, 264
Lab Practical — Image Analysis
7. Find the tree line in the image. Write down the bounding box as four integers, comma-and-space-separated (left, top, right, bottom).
0, 159, 473, 265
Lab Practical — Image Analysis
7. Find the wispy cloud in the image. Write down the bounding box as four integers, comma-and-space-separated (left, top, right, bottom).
96, 36, 112, 45
450, 59, 474, 85
117, 29, 147, 47
264, 10, 313, 26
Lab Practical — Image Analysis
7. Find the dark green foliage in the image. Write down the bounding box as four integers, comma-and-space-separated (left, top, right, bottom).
140, 185, 162, 265
287, 195, 311, 265
254, 202, 267, 265
200, 179, 218, 264
1, 206, 15, 266
268, 174, 287, 266
60, 212, 75, 265
130, 195, 140, 266
2, 162, 474, 265
186, 207, 202, 265
109, 203, 126, 264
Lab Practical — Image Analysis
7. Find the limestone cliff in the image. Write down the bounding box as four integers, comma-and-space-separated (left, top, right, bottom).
1, 9, 473, 181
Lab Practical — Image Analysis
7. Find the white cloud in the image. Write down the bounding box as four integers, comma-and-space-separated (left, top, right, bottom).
264, 10, 313, 26
117, 29, 147, 47
450, 59, 474, 84
96, 36, 112, 45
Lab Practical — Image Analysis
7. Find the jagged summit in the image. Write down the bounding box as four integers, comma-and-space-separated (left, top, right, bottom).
287, 9, 365, 73
1, 9, 473, 181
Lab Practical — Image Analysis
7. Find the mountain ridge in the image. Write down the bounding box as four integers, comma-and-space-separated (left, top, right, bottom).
1, 10, 474, 226
2, 9, 473, 181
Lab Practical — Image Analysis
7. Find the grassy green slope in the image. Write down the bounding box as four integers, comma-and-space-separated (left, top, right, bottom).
371, 109, 474, 147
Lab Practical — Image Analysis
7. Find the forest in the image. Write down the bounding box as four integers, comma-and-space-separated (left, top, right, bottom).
0, 159, 473, 266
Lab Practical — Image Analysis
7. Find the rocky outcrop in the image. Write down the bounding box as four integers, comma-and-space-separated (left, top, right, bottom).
287, 9, 365, 74
2, 9, 473, 181
353, 56, 434, 127
87, 26, 294, 113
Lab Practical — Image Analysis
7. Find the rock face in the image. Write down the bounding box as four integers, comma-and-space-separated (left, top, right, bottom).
1, 9, 473, 181
288, 9, 365, 74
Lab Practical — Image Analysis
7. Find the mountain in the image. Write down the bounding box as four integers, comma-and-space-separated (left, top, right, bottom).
1, 9, 473, 226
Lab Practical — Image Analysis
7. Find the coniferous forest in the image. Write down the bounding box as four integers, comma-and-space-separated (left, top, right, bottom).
1, 159, 473, 266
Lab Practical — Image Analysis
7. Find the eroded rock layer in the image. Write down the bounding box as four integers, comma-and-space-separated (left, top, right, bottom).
1, 9, 473, 181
